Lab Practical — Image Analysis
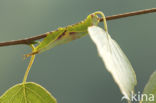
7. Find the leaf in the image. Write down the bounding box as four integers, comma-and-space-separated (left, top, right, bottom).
88, 26, 137, 100
141, 71, 156, 103
0, 82, 57, 103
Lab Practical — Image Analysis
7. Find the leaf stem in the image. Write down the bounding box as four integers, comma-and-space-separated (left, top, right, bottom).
23, 45, 36, 84
94, 11, 108, 32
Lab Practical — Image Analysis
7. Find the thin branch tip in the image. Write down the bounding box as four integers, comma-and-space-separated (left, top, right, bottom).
0, 8, 156, 47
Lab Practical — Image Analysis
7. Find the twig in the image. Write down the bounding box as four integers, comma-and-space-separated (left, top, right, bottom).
100, 8, 156, 21
0, 8, 156, 47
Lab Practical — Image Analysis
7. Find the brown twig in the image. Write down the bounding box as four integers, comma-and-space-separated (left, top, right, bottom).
0, 8, 156, 47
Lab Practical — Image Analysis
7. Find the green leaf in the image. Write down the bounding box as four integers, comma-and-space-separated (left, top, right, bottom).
141, 71, 156, 103
0, 82, 57, 103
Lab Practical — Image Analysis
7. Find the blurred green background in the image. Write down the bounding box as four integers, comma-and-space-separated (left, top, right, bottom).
0, 0, 155, 103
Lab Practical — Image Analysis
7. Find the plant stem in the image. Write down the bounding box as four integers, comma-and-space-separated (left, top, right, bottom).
23, 45, 36, 84
0, 8, 156, 47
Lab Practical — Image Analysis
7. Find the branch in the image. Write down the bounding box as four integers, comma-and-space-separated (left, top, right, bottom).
0, 8, 156, 47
